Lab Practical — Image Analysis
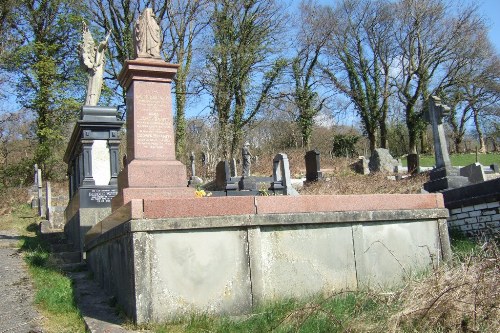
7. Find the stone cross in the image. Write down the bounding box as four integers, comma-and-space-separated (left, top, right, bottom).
424, 96, 451, 169
190, 152, 196, 177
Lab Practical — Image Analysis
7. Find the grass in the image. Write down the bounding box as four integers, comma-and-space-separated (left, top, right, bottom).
2, 203, 86, 333
402, 152, 500, 167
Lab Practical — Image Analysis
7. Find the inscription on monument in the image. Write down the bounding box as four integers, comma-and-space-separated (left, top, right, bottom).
134, 84, 174, 156
88, 188, 118, 203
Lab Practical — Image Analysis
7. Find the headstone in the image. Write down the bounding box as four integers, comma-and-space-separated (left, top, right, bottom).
37, 169, 43, 217
490, 164, 499, 174
188, 152, 202, 187
460, 163, 486, 184
45, 181, 52, 223
353, 156, 370, 175
215, 161, 237, 191
230, 158, 238, 177
201, 152, 207, 167
271, 153, 298, 196
407, 153, 420, 175
242, 142, 252, 177
305, 150, 322, 181
423, 96, 469, 192
189, 152, 196, 176
111, 8, 192, 209
368, 148, 399, 173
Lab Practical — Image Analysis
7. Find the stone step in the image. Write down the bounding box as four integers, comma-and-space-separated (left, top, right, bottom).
50, 242, 76, 253
51, 251, 82, 265
59, 262, 87, 272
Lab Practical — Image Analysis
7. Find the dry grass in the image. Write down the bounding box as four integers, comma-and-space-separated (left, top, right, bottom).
389, 244, 499, 333
0, 187, 30, 216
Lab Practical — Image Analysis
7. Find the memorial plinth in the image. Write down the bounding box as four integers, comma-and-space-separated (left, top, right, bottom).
112, 58, 192, 210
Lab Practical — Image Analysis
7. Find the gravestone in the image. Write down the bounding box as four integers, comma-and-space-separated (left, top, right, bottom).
353, 156, 370, 175
305, 150, 322, 182
423, 96, 469, 192
490, 163, 499, 174
215, 161, 238, 191
111, 11, 193, 209
460, 163, 486, 184
63, 106, 124, 251
188, 152, 202, 187
271, 154, 298, 196
368, 148, 399, 173
45, 181, 52, 223
230, 158, 238, 177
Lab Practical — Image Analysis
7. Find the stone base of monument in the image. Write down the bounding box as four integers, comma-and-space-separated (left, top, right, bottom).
238, 176, 274, 191
188, 176, 203, 187
85, 193, 451, 324
423, 167, 470, 192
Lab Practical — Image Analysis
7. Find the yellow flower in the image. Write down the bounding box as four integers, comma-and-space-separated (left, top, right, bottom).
195, 190, 206, 198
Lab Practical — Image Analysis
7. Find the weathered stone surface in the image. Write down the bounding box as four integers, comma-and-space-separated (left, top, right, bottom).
353, 219, 441, 287
305, 150, 322, 181
249, 224, 357, 303
368, 148, 399, 173
460, 162, 486, 184
85, 205, 450, 323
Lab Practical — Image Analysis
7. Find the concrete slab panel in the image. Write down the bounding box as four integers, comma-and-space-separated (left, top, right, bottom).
249, 224, 357, 304
353, 220, 440, 288
136, 229, 252, 321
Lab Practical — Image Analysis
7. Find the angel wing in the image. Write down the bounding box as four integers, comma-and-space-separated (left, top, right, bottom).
79, 22, 96, 70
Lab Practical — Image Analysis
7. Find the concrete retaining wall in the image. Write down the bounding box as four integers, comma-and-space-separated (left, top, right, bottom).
85, 194, 450, 323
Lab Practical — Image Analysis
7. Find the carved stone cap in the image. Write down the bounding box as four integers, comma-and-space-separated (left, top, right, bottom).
118, 58, 180, 91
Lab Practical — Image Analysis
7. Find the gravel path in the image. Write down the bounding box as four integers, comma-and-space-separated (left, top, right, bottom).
0, 231, 43, 333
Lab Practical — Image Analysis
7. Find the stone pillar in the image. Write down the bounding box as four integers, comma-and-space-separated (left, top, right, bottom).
37, 169, 43, 217
45, 181, 52, 223
112, 58, 192, 209
423, 96, 469, 192
81, 140, 95, 185
305, 149, 322, 182
108, 140, 120, 185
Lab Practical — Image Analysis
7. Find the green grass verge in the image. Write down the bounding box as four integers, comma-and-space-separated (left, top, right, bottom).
402, 153, 500, 167
6, 205, 87, 333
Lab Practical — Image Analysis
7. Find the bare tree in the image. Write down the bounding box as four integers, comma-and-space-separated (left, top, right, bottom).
289, 0, 333, 149
205, 0, 287, 158
393, 0, 485, 155
322, 0, 396, 152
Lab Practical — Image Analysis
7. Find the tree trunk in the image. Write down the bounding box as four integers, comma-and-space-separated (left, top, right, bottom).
472, 107, 486, 153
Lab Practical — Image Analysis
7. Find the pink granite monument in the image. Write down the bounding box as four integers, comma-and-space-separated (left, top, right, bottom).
111, 11, 192, 210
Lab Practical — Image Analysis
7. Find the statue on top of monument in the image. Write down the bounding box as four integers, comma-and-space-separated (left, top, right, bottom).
79, 22, 110, 106
242, 142, 252, 177
134, 8, 161, 59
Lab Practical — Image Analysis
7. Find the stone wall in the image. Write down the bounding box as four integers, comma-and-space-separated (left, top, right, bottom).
85, 194, 450, 324
448, 201, 499, 239
443, 178, 500, 240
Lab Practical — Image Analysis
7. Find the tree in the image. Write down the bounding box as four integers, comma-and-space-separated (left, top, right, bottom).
290, 0, 333, 149
205, 0, 287, 158
393, 0, 485, 155
163, 0, 210, 160
6, 0, 83, 178
322, 0, 395, 152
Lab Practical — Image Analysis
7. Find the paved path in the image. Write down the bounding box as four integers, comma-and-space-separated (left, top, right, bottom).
0, 231, 43, 333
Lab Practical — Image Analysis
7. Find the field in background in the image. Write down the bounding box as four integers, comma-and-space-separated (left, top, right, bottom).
402, 153, 500, 168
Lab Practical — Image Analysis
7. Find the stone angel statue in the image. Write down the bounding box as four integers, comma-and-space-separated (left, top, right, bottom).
134, 8, 161, 58
79, 22, 110, 106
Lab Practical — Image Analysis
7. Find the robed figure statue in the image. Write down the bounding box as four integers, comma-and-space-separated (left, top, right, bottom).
79, 22, 110, 106
134, 8, 161, 58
